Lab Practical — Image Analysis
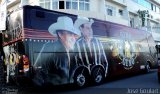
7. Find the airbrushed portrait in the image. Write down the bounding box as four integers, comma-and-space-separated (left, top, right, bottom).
74, 17, 108, 68
74, 17, 108, 84
33, 16, 81, 86
33, 16, 108, 86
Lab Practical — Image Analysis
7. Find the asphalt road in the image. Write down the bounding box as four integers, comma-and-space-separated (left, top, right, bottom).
95, 69, 160, 88
57, 69, 160, 94
1, 69, 160, 94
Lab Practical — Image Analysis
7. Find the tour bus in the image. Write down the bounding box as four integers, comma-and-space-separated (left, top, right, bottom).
1, 5, 158, 87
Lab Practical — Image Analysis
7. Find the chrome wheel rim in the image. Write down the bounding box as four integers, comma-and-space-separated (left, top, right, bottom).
77, 74, 85, 86
95, 74, 102, 83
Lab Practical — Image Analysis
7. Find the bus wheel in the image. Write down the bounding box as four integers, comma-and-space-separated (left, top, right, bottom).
158, 72, 160, 83
91, 67, 105, 85
0, 59, 5, 86
73, 68, 89, 87
145, 62, 150, 73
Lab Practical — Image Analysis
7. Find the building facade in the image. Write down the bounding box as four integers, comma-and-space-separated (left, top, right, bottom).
1, 0, 160, 43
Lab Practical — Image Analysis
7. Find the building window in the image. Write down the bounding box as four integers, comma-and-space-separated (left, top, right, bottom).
52, 0, 58, 9
66, 0, 72, 9
79, 0, 89, 11
59, 1, 65, 9
119, 9, 123, 16
151, 4, 157, 12
107, 9, 113, 16
39, 0, 90, 11
39, 0, 51, 9
130, 17, 134, 28
151, 4, 153, 11
106, 5, 116, 16
156, 7, 160, 14
72, 0, 78, 9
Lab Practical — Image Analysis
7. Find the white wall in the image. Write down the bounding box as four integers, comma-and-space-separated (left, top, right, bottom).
28, 0, 39, 6
90, 0, 99, 12
105, 0, 129, 26
152, 32, 160, 41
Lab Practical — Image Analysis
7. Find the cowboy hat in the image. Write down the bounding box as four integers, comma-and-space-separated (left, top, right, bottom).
48, 16, 81, 36
74, 16, 94, 30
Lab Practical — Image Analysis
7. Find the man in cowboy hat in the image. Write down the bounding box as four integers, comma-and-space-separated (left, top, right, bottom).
74, 17, 108, 79
33, 16, 80, 86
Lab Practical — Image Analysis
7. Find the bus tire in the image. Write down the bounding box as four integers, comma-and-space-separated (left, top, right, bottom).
7, 74, 15, 85
91, 67, 105, 85
158, 73, 160, 83
0, 59, 5, 86
73, 67, 89, 87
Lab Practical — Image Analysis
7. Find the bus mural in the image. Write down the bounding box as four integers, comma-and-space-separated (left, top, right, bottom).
1, 5, 158, 87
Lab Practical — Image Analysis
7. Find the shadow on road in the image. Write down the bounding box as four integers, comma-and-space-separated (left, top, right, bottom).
17, 84, 86, 94
1, 69, 158, 94
105, 69, 157, 84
